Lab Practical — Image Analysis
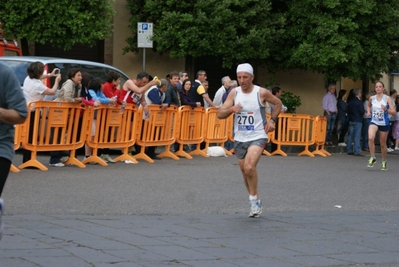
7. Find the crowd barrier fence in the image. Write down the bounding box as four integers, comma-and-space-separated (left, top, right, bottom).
11, 102, 329, 171
10, 124, 22, 173
134, 105, 179, 163
174, 106, 208, 159
82, 104, 140, 166
270, 113, 315, 157
312, 116, 331, 157
204, 108, 232, 156
18, 101, 87, 171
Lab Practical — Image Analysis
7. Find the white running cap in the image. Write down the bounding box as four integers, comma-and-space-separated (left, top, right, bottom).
236, 63, 253, 75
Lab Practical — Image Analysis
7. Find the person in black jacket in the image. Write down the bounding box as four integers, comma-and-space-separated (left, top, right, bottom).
336, 89, 348, 147
346, 88, 365, 156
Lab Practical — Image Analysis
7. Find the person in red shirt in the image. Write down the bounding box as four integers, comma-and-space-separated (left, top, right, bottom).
98, 71, 122, 162
102, 71, 121, 99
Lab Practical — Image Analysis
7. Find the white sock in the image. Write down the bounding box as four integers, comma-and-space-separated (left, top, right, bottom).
249, 195, 257, 201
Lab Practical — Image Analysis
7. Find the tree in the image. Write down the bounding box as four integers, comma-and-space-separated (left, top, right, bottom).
277, 0, 399, 81
124, 0, 285, 68
125, 0, 399, 82
0, 0, 115, 54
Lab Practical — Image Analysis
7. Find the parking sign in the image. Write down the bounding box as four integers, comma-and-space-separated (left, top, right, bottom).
137, 22, 153, 48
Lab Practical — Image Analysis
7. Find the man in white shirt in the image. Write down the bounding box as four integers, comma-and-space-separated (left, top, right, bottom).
213, 76, 231, 106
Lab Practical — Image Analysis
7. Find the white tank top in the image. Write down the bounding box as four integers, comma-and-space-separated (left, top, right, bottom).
234, 85, 267, 142
370, 95, 390, 126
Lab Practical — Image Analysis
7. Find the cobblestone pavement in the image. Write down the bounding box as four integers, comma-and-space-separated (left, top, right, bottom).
1, 151, 398, 266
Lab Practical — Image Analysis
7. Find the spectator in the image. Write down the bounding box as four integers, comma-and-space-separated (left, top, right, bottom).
143, 78, 169, 160
387, 89, 397, 152
180, 79, 201, 107
362, 92, 373, 152
202, 81, 210, 108
346, 88, 365, 156
165, 71, 181, 107
85, 78, 117, 162
177, 71, 188, 91
0, 62, 28, 239
189, 70, 217, 108
222, 80, 238, 104
213, 76, 231, 107
49, 68, 83, 167
322, 83, 337, 146
393, 95, 399, 150
118, 72, 157, 156
336, 89, 348, 147
21, 62, 61, 164
100, 71, 121, 161
102, 71, 121, 98
366, 81, 396, 171
118, 71, 156, 106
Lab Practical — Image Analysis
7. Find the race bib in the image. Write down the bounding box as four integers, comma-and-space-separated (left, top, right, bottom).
131, 93, 141, 104
372, 109, 384, 122
237, 111, 255, 131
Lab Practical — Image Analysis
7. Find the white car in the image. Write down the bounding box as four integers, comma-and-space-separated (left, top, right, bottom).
0, 56, 129, 89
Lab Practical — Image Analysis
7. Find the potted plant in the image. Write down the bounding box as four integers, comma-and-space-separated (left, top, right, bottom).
280, 91, 301, 114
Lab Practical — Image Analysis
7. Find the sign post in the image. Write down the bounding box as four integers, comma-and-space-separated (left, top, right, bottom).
137, 22, 153, 72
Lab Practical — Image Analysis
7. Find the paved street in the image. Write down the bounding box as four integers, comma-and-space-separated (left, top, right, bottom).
1, 148, 398, 267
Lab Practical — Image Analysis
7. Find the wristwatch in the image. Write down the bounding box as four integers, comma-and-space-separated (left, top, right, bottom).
271, 117, 277, 123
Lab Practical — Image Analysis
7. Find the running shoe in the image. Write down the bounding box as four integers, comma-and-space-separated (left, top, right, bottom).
367, 157, 376, 168
381, 161, 388, 171
0, 198, 4, 240
100, 154, 115, 163
387, 148, 394, 153
249, 199, 262, 218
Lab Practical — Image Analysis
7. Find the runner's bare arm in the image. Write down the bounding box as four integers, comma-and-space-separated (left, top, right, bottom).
217, 88, 238, 119
123, 79, 158, 94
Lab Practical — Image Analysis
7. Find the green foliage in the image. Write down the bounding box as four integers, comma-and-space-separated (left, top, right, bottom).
125, 0, 399, 81
0, 0, 115, 50
280, 91, 301, 114
278, 0, 399, 81
124, 0, 285, 68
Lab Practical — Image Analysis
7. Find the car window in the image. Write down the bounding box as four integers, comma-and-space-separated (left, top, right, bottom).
0, 60, 29, 86
47, 63, 128, 89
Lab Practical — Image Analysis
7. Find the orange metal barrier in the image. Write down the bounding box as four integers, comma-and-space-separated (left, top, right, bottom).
134, 105, 179, 163
174, 106, 207, 159
10, 124, 22, 173
271, 113, 315, 157
82, 104, 140, 165
312, 116, 330, 157
204, 108, 232, 155
18, 101, 87, 171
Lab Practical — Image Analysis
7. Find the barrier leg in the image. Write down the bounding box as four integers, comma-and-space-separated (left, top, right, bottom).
189, 143, 209, 158
133, 145, 154, 163
158, 145, 180, 160
10, 164, 20, 173
113, 147, 138, 164
298, 145, 315, 157
312, 144, 330, 157
174, 143, 193, 159
65, 149, 86, 168
270, 144, 287, 157
262, 150, 272, 156
18, 151, 48, 171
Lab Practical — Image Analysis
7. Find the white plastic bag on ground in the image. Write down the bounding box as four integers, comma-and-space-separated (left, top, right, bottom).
207, 146, 228, 157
